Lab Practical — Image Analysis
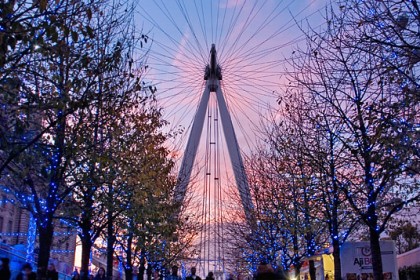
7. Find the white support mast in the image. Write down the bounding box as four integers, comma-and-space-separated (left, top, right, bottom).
175, 44, 253, 219
175, 87, 210, 205
215, 86, 253, 220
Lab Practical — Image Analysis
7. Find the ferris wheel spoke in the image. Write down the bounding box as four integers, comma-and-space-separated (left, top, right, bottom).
175, 0, 208, 59
218, 0, 249, 59
193, 0, 208, 52
157, 0, 206, 62
222, 2, 325, 69
221, 0, 289, 64
222, 0, 262, 60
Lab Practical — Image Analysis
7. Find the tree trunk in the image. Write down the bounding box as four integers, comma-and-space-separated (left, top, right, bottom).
37, 222, 54, 279
80, 186, 95, 280
369, 226, 383, 280
147, 265, 152, 280
138, 263, 145, 280
330, 133, 342, 280
107, 212, 115, 280
331, 193, 341, 280
309, 259, 316, 280
125, 233, 133, 280
80, 231, 93, 280
125, 268, 133, 280
332, 239, 341, 280
35, 84, 66, 278
293, 264, 301, 279
139, 252, 145, 280
303, 178, 316, 280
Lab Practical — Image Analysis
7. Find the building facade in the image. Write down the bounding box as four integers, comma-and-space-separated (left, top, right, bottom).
0, 186, 77, 276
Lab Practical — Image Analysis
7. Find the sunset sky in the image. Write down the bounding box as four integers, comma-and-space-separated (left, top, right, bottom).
137, 0, 330, 206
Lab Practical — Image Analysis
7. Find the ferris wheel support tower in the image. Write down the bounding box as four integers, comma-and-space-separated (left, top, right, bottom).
174, 44, 253, 220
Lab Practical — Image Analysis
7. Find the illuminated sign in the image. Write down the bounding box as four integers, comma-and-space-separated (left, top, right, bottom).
340, 241, 398, 280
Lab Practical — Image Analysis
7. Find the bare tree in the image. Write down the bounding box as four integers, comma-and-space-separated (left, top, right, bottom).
226, 117, 329, 279
277, 87, 361, 280
286, 2, 420, 278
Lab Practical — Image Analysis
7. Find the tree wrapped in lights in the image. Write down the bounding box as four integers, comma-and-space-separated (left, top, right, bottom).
273, 87, 361, 280
285, 1, 420, 278
0, 1, 74, 174
342, 0, 420, 95
226, 137, 328, 279
0, 0, 149, 277
0, 0, 116, 275
58, 4, 152, 278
